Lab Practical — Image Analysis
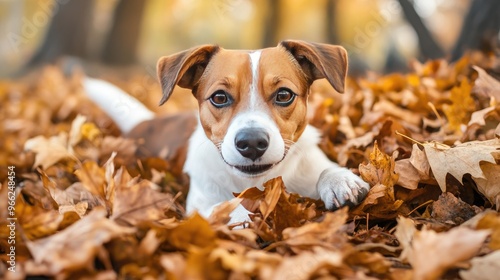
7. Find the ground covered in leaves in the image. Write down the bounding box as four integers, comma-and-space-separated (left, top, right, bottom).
1, 53, 500, 280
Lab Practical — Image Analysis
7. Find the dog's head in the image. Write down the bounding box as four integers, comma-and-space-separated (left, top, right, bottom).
157, 40, 347, 177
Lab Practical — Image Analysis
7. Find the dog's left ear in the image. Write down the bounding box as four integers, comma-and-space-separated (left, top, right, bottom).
157, 45, 220, 105
279, 40, 348, 93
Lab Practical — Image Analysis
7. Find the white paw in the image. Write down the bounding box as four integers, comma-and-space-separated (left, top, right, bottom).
317, 167, 370, 210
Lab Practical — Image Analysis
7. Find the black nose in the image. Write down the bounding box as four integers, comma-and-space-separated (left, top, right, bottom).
235, 128, 269, 161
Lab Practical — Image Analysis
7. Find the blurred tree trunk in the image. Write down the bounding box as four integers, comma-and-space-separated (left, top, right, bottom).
397, 0, 445, 60
325, 0, 339, 44
451, 0, 500, 61
27, 0, 94, 67
262, 0, 280, 47
101, 0, 147, 65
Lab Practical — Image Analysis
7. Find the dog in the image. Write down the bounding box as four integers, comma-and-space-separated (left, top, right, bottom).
84, 40, 370, 221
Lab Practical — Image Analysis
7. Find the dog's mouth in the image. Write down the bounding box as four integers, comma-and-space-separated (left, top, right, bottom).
233, 164, 274, 175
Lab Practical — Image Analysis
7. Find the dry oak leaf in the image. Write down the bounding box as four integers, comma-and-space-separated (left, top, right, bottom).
407, 224, 489, 280
25, 208, 135, 276
472, 162, 500, 210
468, 105, 497, 127
472, 65, 500, 101
395, 144, 431, 190
423, 139, 499, 192
459, 250, 500, 280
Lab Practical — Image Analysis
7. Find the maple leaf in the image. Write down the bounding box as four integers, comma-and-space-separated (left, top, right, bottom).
423, 139, 499, 192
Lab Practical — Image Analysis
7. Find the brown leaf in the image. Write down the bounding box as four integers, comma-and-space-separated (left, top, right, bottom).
208, 198, 243, 225
406, 225, 489, 280
430, 192, 480, 225
238, 177, 322, 241
472, 65, 500, 101
111, 179, 181, 226
282, 208, 348, 248
476, 212, 500, 250
350, 183, 405, 219
270, 247, 349, 280
15, 193, 63, 240
169, 212, 216, 250
74, 161, 107, 199
25, 208, 135, 276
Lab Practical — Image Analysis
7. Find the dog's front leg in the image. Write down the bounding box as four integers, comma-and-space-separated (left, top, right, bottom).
287, 132, 370, 210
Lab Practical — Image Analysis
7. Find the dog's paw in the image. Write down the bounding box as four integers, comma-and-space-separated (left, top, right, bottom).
317, 167, 370, 210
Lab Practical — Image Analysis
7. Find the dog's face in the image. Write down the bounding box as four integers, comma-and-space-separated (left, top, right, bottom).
157, 41, 347, 177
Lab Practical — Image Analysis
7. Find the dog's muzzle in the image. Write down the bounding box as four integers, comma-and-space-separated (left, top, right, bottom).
231, 127, 274, 175
234, 128, 269, 161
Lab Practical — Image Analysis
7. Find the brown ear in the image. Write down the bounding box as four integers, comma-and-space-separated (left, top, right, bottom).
279, 40, 348, 93
157, 45, 220, 105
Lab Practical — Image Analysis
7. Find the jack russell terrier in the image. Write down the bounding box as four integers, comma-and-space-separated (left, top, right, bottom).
84, 40, 370, 221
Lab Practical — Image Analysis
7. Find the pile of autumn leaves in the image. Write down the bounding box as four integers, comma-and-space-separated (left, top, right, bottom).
1, 53, 500, 280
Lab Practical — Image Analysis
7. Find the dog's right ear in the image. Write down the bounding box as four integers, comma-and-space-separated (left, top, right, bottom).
157, 45, 220, 105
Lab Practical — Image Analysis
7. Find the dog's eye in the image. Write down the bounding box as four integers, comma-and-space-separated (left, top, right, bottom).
274, 88, 296, 107
209, 91, 232, 108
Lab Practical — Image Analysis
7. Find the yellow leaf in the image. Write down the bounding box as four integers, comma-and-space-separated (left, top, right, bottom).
443, 79, 476, 132
359, 141, 399, 189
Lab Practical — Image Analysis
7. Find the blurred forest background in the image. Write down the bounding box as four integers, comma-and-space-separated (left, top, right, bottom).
0, 0, 498, 78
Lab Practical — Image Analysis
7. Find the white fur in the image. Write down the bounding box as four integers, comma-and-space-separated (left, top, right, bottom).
248, 50, 262, 109
83, 77, 154, 133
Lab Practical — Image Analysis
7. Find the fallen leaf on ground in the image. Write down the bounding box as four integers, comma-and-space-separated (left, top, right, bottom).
423, 139, 499, 192
403, 222, 489, 280
459, 250, 500, 280
25, 208, 135, 276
